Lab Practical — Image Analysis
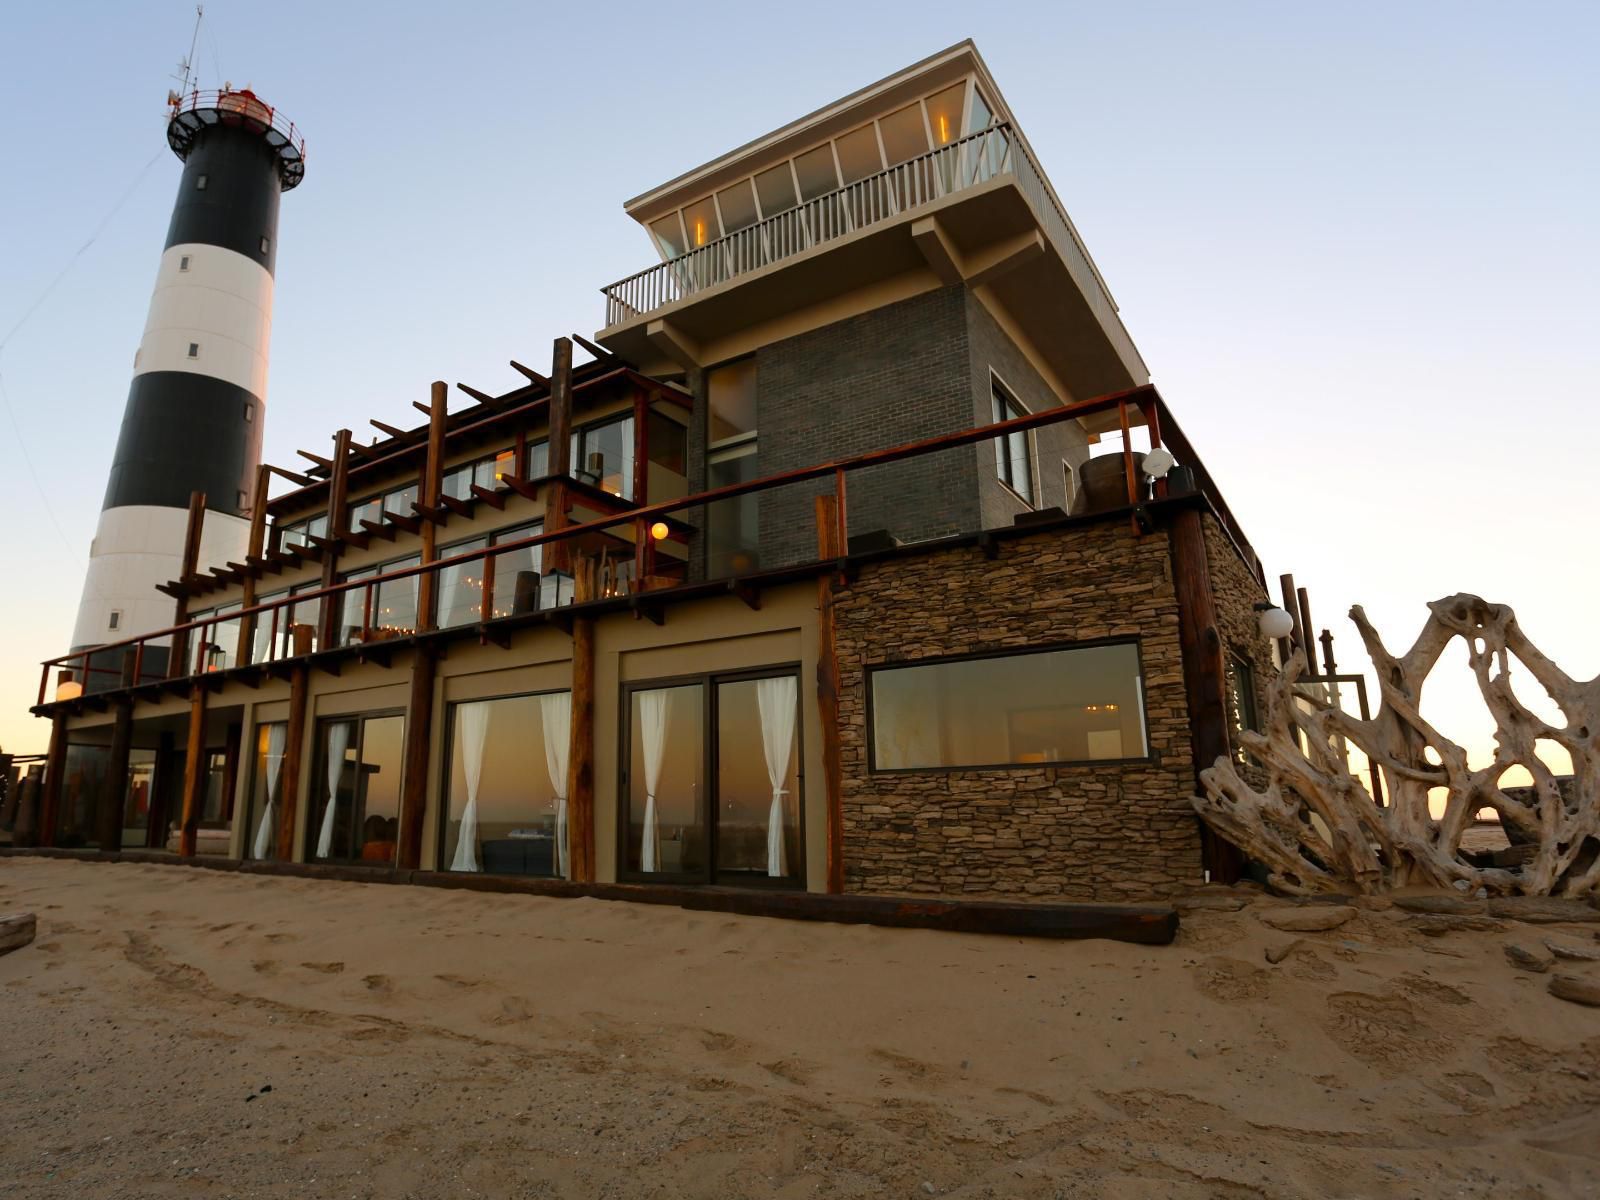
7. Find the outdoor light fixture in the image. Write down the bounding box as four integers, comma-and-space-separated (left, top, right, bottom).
650, 521, 670, 541
1142, 447, 1176, 479
55, 679, 83, 702
1256, 604, 1296, 640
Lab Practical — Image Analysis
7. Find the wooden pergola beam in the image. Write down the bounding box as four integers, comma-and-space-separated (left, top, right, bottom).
456, 381, 497, 405
509, 359, 548, 387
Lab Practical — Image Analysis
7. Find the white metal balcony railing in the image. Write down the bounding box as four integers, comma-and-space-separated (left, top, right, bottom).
601, 122, 1119, 328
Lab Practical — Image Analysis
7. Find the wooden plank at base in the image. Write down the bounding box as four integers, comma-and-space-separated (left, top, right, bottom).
0, 849, 1176, 944
0, 911, 37, 956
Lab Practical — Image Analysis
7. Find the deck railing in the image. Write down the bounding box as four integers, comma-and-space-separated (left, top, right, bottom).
38, 385, 1258, 707
602, 122, 1119, 328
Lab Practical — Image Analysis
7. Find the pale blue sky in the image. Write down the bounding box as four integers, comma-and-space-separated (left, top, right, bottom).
1, 1, 1596, 754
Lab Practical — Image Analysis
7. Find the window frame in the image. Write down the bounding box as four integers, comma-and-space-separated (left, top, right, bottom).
435, 686, 573, 876
990, 373, 1036, 507
242, 719, 289, 860
615, 664, 806, 889
864, 637, 1153, 774
304, 709, 408, 867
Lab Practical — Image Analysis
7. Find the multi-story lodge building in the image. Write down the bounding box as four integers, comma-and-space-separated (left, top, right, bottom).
21, 43, 1283, 902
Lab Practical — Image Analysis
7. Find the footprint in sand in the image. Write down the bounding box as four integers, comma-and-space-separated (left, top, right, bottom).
1323, 990, 1440, 1071
299, 961, 344, 974
1193, 956, 1271, 1002
362, 974, 392, 995
433, 973, 482, 989
760, 1058, 814, 1086
251, 960, 279, 975
264, 933, 297, 944
488, 995, 533, 1024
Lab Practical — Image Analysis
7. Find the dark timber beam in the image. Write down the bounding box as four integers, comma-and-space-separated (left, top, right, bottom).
99, 652, 136, 853
236, 464, 272, 666
1170, 506, 1244, 884
566, 557, 596, 883
169, 491, 207, 679
275, 625, 314, 861
396, 644, 437, 870
318, 430, 353, 648
544, 337, 574, 576
509, 359, 548, 387
177, 683, 208, 857
814, 495, 846, 894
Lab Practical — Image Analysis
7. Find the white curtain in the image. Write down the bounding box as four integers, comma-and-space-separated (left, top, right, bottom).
250, 723, 288, 860
756, 677, 797, 877
638, 690, 669, 872
450, 702, 494, 872
539, 692, 571, 878
314, 722, 352, 859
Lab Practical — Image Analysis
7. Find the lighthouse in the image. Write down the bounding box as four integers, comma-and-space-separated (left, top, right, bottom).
70, 88, 306, 661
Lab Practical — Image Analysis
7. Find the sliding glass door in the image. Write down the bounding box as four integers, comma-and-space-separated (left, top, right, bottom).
306, 713, 405, 865
620, 669, 802, 886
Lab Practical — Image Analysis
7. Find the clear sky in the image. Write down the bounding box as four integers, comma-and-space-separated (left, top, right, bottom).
1, 0, 1595, 762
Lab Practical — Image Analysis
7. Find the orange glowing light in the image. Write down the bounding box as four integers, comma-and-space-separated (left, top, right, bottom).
694, 220, 707, 246
650, 521, 670, 541
937, 114, 949, 142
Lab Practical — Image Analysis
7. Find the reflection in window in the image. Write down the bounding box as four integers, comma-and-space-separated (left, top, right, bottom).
716, 180, 759, 233
338, 556, 421, 644
682, 197, 719, 250
793, 144, 839, 201
716, 675, 800, 880
992, 383, 1034, 505
870, 643, 1149, 769
925, 83, 966, 146
708, 360, 757, 443
626, 684, 704, 876
706, 443, 760, 578
245, 722, 288, 860
835, 124, 883, 184
754, 163, 798, 219
442, 692, 571, 877
651, 213, 686, 259
880, 102, 930, 165
572, 416, 635, 499
122, 749, 156, 848
307, 714, 405, 865
1228, 655, 1260, 767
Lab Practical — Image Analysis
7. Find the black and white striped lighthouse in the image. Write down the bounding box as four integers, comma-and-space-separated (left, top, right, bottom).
71, 88, 306, 655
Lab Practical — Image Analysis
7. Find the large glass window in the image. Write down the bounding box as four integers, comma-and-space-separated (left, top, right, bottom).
793, 144, 839, 201
706, 443, 760, 578
442, 450, 515, 502
122, 749, 156, 849
252, 582, 320, 661
306, 713, 405, 865
651, 213, 687, 260
925, 83, 966, 147
708, 359, 757, 443
880, 102, 930, 165
681, 197, 719, 250
338, 556, 421, 644
55, 744, 111, 849
870, 643, 1148, 770
572, 415, 635, 500
754, 163, 798, 219
244, 722, 288, 860
277, 513, 328, 552
992, 383, 1034, 505
623, 671, 801, 885
440, 691, 571, 878
716, 180, 759, 234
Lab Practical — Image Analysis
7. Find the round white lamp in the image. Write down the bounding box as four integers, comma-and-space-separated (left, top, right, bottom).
1142, 446, 1176, 479
1257, 606, 1296, 640
55, 678, 84, 702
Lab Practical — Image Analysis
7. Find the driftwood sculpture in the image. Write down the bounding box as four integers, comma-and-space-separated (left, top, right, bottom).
1195, 594, 1597, 897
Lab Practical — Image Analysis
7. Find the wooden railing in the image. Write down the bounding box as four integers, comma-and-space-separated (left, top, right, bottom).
602, 122, 1124, 327
39, 385, 1256, 707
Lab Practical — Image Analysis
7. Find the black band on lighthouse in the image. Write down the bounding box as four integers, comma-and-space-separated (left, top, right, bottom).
165, 126, 282, 276
101, 371, 263, 516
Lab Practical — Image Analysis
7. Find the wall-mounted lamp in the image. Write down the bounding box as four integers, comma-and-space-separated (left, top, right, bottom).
55, 678, 83, 702
1142, 447, 1176, 480
650, 521, 670, 541
1255, 603, 1296, 640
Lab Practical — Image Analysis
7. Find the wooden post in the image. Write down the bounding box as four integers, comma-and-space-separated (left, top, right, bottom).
147, 732, 176, 849
38, 713, 69, 848
12, 768, 42, 848
1296, 587, 1317, 675
169, 491, 207, 678
545, 338, 574, 575
1169, 506, 1243, 884
417, 382, 447, 626
814, 495, 847, 894
318, 429, 354, 647
235, 464, 272, 666
395, 643, 437, 870
565, 554, 596, 882
99, 651, 137, 853
177, 684, 208, 857
275, 624, 314, 860
1278, 573, 1304, 665
1319, 628, 1338, 676
631, 388, 649, 503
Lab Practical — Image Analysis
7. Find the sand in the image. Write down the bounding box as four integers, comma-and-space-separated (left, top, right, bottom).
2, 860, 1598, 1199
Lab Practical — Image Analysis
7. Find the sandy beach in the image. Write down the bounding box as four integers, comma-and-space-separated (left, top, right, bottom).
2, 859, 1598, 1199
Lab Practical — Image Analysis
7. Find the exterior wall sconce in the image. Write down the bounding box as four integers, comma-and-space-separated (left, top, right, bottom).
55, 677, 84, 702
1255, 603, 1295, 640
1142, 447, 1176, 479
650, 521, 670, 541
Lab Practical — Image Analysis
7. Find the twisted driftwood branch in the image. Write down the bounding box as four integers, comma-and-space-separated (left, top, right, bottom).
1194, 594, 1598, 896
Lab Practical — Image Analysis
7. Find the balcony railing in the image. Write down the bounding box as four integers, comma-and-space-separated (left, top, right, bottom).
37, 384, 1259, 709
601, 122, 1119, 329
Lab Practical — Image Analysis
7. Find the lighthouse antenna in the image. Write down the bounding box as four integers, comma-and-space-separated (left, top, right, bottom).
173, 5, 204, 98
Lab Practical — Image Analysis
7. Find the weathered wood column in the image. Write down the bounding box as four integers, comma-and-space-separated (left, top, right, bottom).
544, 338, 574, 575
177, 684, 209, 857
814, 495, 846, 893
99, 651, 137, 853
566, 558, 596, 883
12, 768, 42, 848
396, 384, 448, 871
1169, 504, 1243, 883
38, 713, 69, 848
317, 429, 354, 648
168, 491, 207, 678
235, 464, 272, 666
275, 625, 314, 861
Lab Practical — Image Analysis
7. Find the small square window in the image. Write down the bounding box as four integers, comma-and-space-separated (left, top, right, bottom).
179, 255, 191, 272
259, 236, 270, 255
108, 610, 122, 631
243, 401, 254, 423
187, 343, 200, 359
196, 174, 208, 190
237, 489, 249, 509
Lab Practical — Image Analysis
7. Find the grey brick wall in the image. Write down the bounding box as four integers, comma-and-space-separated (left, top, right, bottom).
682, 285, 1089, 574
